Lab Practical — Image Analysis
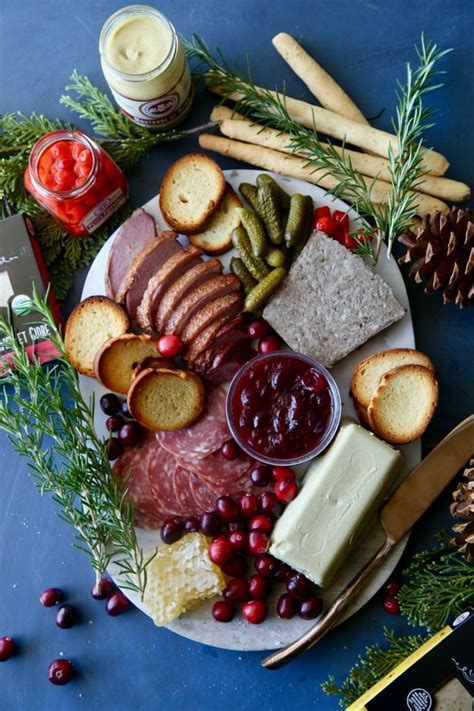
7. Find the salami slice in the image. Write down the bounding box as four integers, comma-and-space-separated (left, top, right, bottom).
172, 465, 200, 516
147, 444, 183, 517
156, 385, 230, 459
189, 472, 219, 512
174, 448, 254, 486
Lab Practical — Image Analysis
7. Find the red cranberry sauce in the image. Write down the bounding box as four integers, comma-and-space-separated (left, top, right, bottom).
231, 354, 332, 460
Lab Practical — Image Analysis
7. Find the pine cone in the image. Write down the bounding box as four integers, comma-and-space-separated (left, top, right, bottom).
450, 458, 474, 561
398, 207, 474, 308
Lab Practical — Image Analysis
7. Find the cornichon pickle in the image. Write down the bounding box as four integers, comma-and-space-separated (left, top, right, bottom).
231, 226, 270, 281
230, 256, 257, 294
236, 207, 267, 257
239, 183, 261, 213
257, 182, 283, 245
284, 194, 308, 247
290, 195, 314, 262
244, 267, 287, 313
256, 174, 291, 211
266, 247, 286, 267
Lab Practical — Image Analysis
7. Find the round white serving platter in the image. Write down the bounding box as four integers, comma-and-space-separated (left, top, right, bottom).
80, 169, 419, 652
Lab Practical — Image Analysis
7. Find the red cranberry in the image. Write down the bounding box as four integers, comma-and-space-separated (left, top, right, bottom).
48, 658, 75, 685
247, 531, 269, 556
272, 466, 296, 482
106, 415, 124, 432
248, 574, 271, 599
248, 514, 273, 535
242, 599, 268, 624
220, 554, 248, 577
254, 554, 278, 577
40, 587, 64, 607
247, 319, 270, 339
119, 420, 143, 447
56, 604, 76, 629
120, 400, 132, 418
228, 530, 247, 551
100, 393, 121, 416
249, 465, 271, 487
223, 577, 250, 604
209, 538, 234, 566
215, 496, 240, 523
0, 637, 17, 662
221, 440, 240, 461
272, 562, 292, 583
160, 518, 183, 545
299, 595, 323, 619
259, 492, 283, 518
106, 437, 123, 460
385, 578, 401, 596
91, 578, 114, 600
199, 511, 221, 537
383, 596, 400, 614
183, 516, 200, 533
277, 593, 298, 619
239, 493, 259, 518
227, 522, 241, 532
157, 334, 182, 358
286, 572, 311, 600
212, 600, 235, 623
258, 335, 280, 354
106, 591, 130, 616
275, 479, 298, 503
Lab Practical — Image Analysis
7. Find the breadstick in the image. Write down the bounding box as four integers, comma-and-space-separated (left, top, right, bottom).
198, 134, 449, 217
209, 85, 449, 175
272, 33, 369, 125
214, 112, 469, 202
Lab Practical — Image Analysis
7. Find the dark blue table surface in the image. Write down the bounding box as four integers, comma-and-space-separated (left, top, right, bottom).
1, 1, 473, 709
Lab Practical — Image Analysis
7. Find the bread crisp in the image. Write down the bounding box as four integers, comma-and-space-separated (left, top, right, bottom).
189, 184, 241, 254
94, 334, 158, 394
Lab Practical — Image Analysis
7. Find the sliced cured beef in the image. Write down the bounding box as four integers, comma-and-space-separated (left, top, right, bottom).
175, 448, 254, 486
123, 232, 182, 319
105, 208, 156, 300
146, 444, 183, 517
136, 247, 202, 331
204, 339, 256, 385
183, 313, 237, 364
180, 292, 243, 347
155, 258, 223, 333
189, 472, 218, 511
173, 465, 200, 516
163, 274, 241, 336
156, 385, 229, 459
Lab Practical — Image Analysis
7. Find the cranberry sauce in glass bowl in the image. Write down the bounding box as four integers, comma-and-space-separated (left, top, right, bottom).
226, 351, 341, 466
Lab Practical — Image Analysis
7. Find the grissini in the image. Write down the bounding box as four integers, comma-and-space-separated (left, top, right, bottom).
212, 111, 470, 203
209, 85, 449, 175
198, 133, 449, 217
272, 33, 369, 125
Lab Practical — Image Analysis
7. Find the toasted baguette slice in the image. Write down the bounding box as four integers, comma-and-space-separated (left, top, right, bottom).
159, 153, 226, 234
127, 367, 205, 431
188, 184, 241, 254
352, 395, 371, 428
351, 348, 436, 408
367, 364, 438, 444
65, 296, 130, 378
94, 334, 158, 394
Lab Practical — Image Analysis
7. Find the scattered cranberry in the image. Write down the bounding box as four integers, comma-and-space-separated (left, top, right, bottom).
247, 319, 270, 339
239, 493, 259, 518
249, 465, 271, 487
248, 514, 273, 535
277, 593, 298, 619
99, 393, 121, 416
242, 599, 268, 624
157, 334, 182, 358
299, 595, 323, 619
183, 516, 200, 533
275, 479, 298, 503
209, 538, 234, 566
227, 522, 241, 532
220, 440, 240, 461
228, 530, 247, 551
286, 572, 311, 600
247, 531, 269, 556
0, 637, 17, 662
272, 562, 292, 583
40, 587, 64, 607
258, 492, 282, 518
212, 600, 235, 623
385, 578, 401, 596
120, 401, 132, 418
254, 554, 278, 577
223, 577, 249, 604
160, 518, 183, 545
383, 596, 400, 615
248, 574, 271, 599
106, 437, 124, 461
215, 496, 240, 523
272, 466, 296, 482
106, 591, 130, 616
56, 604, 76, 629
119, 420, 143, 447
91, 578, 114, 600
199, 511, 221, 537
258, 335, 280, 354
106, 415, 124, 432
48, 658, 75, 685
220, 554, 248, 577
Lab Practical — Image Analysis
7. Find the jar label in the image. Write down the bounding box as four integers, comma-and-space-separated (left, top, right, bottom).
109, 64, 193, 128
81, 188, 127, 233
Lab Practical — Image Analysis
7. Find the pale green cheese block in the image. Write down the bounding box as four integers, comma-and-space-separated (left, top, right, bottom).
269, 419, 403, 588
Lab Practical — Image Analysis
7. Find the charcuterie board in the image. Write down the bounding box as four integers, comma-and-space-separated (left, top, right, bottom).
80, 169, 420, 651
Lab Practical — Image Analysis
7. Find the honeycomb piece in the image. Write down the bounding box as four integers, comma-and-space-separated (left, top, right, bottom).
143, 532, 225, 626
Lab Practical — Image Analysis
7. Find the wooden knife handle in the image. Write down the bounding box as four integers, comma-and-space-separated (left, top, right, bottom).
261, 537, 394, 670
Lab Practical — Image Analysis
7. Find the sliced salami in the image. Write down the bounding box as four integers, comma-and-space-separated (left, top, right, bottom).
175, 449, 254, 486
147, 444, 183, 517
172, 465, 200, 516
156, 385, 230, 459
189, 472, 219, 512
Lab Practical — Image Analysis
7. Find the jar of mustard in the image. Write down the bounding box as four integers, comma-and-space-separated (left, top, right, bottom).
99, 5, 193, 129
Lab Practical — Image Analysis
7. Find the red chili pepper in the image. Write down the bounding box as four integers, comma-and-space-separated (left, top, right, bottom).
314, 215, 335, 236
333, 210, 349, 230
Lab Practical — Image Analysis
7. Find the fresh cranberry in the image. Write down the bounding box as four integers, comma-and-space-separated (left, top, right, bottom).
106, 437, 124, 461
160, 518, 183, 545
275, 479, 298, 503
120, 401, 132, 418
383, 596, 400, 614
119, 421, 143, 447
248, 514, 273, 535
209, 538, 234, 566
56, 604, 76, 629
272, 466, 296, 482
220, 554, 248, 577
227, 522, 241, 532
247, 531, 269, 556
248, 574, 271, 599
385, 578, 401, 596
272, 562, 292, 583
249, 465, 271, 487
239, 493, 259, 518
212, 600, 235, 623
220, 440, 240, 461
258, 335, 280, 354
199, 511, 221, 537
242, 599, 268, 624
106, 591, 130, 616
48, 658, 75, 685
228, 530, 247, 551
99, 393, 121, 416
40, 587, 63, 607
183, 516, 200, 533
286, 572, 311, 600
106, 415, 124, 432
91, 578, 114, 600
0, 637, 17, 662
215, 496, 240, 523
259, 492, 283, 518
157, 334, 182, 358
277, 593, 298, 619
247, 319, 270, 339
223, 577, 250, 604
299, 595, 323, 619
254, 554, 278, 577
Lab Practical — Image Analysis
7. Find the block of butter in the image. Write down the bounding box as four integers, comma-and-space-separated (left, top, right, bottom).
269, 419, 403, 588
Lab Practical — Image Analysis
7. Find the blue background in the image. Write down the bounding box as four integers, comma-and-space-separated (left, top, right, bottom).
1, 1, 473, 709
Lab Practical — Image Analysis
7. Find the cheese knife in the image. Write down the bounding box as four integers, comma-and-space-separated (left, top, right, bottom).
262, 414, 474, 670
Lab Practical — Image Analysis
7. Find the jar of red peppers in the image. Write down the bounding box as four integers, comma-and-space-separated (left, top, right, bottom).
24, 130, 128, 236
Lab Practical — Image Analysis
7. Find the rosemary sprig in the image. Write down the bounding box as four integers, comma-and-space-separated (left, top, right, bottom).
0, 286, 154, 596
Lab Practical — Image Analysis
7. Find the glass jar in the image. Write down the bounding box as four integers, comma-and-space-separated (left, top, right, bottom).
24, 130, 128, 236
99, 5, 193, 129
